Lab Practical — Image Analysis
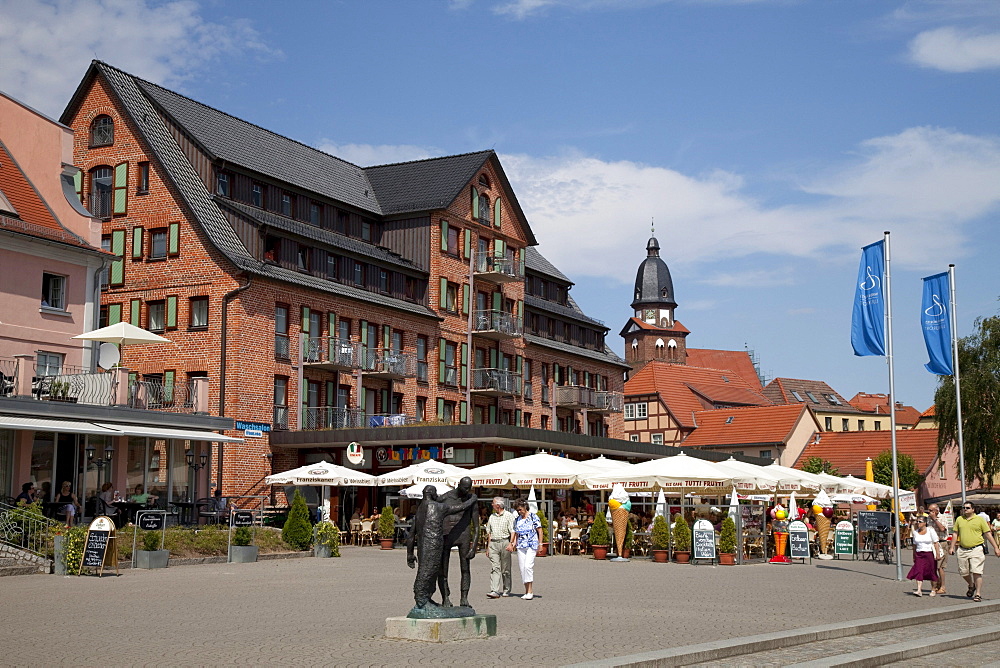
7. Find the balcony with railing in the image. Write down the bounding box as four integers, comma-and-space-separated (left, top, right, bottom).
302, 337, 361, 371
126, 377, 198, 413
470, 368, 521, 397
592, 390, 624, 413
302, 406, 417, 430
472, 309, 523, 340
555, 385, 595, 409
273, 404, 289, 430
473, 251, 523, 284
358, 349, 416, 380
275, 333, 290, 360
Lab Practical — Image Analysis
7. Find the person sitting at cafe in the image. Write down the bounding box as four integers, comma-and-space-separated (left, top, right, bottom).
97, 482, 122, 524
129, 484, 157, 506
57, 481, 81, 527
15, 482, 35, 505
210, 488, 228, 512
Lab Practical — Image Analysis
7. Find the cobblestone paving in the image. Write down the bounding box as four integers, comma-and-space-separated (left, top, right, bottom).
3, 547, 996, 667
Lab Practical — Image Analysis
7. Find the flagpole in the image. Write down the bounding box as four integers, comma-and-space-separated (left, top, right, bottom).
949, 264, 967, 505
883, 231, 903, 581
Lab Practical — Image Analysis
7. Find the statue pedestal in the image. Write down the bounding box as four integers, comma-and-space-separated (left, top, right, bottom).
385, 614, 497, 642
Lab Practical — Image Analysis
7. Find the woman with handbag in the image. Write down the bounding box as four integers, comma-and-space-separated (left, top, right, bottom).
906, 517, 940, 596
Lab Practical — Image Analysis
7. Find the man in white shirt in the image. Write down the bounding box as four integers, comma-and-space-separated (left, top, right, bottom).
485, 497, 515, 598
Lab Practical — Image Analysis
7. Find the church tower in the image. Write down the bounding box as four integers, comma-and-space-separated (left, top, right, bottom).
619, 231, 689, 373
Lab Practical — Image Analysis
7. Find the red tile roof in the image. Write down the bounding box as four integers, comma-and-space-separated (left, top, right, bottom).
921, 405, 936, 418
763, 377, 856, 413
681, 404, 814, 448
625, 361, 772, 428
685, 348, 763, 390
846, 393, 922, 426
0, 142, 96, 249
794, 429, 941, 477
622, 316, 690, 333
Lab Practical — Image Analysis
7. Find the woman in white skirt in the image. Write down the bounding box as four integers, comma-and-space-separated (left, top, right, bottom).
513, 499, 543, 600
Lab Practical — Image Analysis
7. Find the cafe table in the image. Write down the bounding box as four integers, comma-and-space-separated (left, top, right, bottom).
112, 501, 147, 524
171, 501, 208, 525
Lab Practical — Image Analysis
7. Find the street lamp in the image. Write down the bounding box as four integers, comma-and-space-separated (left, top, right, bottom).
186, 448, 210, 513
86, 442, 115, 470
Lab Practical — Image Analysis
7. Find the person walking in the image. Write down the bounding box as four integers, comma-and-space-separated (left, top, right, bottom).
485, 497, 515, 599
949, 501, 1000, 602
513, 499, 542, 600
927, 503, 949, 595
906, 518, 939, 596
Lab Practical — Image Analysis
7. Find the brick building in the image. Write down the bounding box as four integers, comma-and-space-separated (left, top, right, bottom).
59, 61, 633, 509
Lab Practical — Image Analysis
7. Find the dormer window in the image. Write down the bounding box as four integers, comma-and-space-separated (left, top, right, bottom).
216, 171, 229, 197
90, 115, 114, 147
478, 174, 490, 188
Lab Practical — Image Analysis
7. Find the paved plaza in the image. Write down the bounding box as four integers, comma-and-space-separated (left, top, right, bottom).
4, 546, 995, 667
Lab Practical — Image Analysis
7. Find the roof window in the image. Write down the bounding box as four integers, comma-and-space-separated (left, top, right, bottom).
790, 390, 804, 402
725, 416, 735, 424
805, 392, 819, 403
826, 394, 841, 405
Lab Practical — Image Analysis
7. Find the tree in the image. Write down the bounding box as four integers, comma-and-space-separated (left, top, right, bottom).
282, 489, 313, 551
802, 457, 839, 476
871, 450, 923, 492
934, 313, 1000, 488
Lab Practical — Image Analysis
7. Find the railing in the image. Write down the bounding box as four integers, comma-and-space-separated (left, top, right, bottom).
556, 385, 594, 407
302, 407, 417, 430
303, 336, 360, 368
0, 500, 61, 560
0, 357, 17, 397
128, 378, 197, 413
472, 368, 522, 395
35, 371, 117, 406
273, 405, 289, 430
473, 310, 523, 337
275, 333, 290, 360
359, 349, 416, 377
594, 390, 625, 412
474, 252, 523, 280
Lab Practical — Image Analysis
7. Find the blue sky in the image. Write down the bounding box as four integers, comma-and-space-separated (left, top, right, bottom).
3, 0, 999, 410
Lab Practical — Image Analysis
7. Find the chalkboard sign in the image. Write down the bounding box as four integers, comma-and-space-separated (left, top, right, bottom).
232, 511, 254, 527
858, 511, 891, 532
692, 519, 716, 561
138, 512, 165, 531
788, 520, 810, 560
834, 521, 855, 556
80, 516, 118, 576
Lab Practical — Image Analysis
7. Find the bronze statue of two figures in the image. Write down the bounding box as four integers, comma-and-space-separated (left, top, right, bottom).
405, 476, 479, 619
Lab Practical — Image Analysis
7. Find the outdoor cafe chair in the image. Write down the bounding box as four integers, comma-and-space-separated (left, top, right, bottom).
359, 519, 375, 546
743, 530, 765, 560
564, 526, 583, 555
349, 519, 362, 545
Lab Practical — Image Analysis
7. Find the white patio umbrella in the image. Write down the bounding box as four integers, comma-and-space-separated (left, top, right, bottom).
763, 463, 831, 492
375, 459, 468, 487
727, 488, 740, 520
581, 452, 753, 493
73, 321, 171, 346
265, 460, 376, 522
716, 458, 816, 492
830, 493, 877, 505
837, 475, 900, 499
527, 485, 538, 514
400, 481, 453, 499
448, 452, 590, 489
654, 490, 667, 519
577, 456, 634, 471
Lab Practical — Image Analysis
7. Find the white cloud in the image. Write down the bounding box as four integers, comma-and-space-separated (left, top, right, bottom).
908, 27, 1000, 72
0, 0, 278, 117
501, 127, 1000, 284
490, 0, 773, 19
314, 141, 440, 167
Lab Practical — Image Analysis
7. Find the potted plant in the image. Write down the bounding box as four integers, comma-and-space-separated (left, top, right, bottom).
135, 529, 169, 569
535, 508, 549, 557
313, 521, 340, 558
672, 513, 691, 563
589, 512, 611, 560
718, 516, 737, 565
651, 514, 670, 563
229, 526, 258, 563
282, 489, 313, 551
378, 506, 396, 549
622, 517, 634, 559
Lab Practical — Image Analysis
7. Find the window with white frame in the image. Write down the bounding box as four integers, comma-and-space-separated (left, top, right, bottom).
624, 402, 647, 420
41, 273, 66, 309
36, 352, 63, 376
629, 434, 639, 442
651, 433, 664, 445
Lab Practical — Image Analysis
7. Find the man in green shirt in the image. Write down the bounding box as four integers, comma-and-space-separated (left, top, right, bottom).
949, 501, 1000, 602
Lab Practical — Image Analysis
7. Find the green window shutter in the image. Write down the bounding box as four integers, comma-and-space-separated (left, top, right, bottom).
438, 337, 446, 383
440, 220, 448, 252
325, 381, 335, 405
128, 372, 137, 386
359, 389, 366, 411
462, 284, 470, 315
554, 364, 561, 384
494, 239, 505, 257
460, 343, 468, 387
459, 401, 467, 423
493, 198, 501, 228
384, 325, 392, 349
516, 300, 523, 319
515, 409, 522, 426
439, 278, 448, 310
301, 307, 311, 334
489, 348, 497, 368
584, 371, 590, 387
131, 227, 144, 259
167, 222, 180, 256
519, 249, 525, 277
164, 370, 175, 402
516, 355, 523, 374
73, 170, 82, 201
489, 406, 497, 424
471, 187, 479, 219
380, 389, 388, 412
113, 162, 128, 215
108, 304, 121, 325
492, 291, 502, 312
437, 398, 445, 421
328, 312, 336, 337
359, 320, 368, 345
130, 299, 140, 326
110, 229, 125, 285
166, 296, 177, 329
463, 229, 471, 259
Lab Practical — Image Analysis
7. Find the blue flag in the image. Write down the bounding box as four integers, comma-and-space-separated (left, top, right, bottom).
851, 240, 886, 356
921, 272, 953, 375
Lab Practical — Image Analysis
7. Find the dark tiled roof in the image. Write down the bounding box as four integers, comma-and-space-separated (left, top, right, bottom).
215, 197, 422, 273
762, 377, 857, 413
364, 152, 492, 215
524, 294, 607, 329
136, 79, 381, 215
525, 246, 571, 284
523, 334, 630, 369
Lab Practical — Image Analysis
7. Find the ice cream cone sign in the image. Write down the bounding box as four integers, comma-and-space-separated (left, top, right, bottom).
610, 484, 632, 559
813, 489, 833, 557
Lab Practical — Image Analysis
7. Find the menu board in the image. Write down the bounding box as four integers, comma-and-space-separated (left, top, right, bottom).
788, 520, 810, 560
232, 511, 254, 527
834, 521, 855, 556
858, 511, 891, 532
80, 516, 118, 576
692, 519, 716, 561
138, 512, 165, 531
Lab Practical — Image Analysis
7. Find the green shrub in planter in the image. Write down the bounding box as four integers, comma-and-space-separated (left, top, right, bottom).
314, 521, 340, 557
233, 526, 253, 547
651, 514, 670, 550
536, 508, 549, 542
623, 517, 634, 552
672, 513, 691, 552
141, 529, 161, 552
282, 489, 313, 551
60, 525, 88, 575
378, 506, 396, 539
589, 512, 610, 546
719, 516, 737, 554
